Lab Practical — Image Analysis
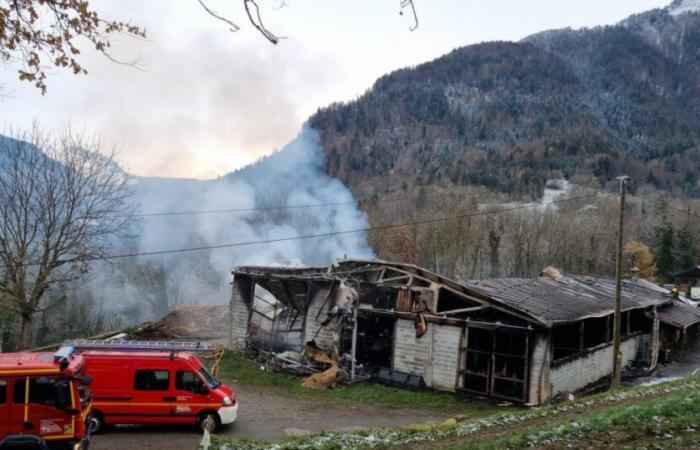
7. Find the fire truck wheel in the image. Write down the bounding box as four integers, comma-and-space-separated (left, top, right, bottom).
197, 411, 220, 433
90, 411, 106, 434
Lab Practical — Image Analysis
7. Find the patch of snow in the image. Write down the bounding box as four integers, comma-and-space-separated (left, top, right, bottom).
639, 376, 681, 386
669, 0, 700, 17
542, 179, 571, 204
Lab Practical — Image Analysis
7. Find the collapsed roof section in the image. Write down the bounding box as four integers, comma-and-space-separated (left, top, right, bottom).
233, 259, 674, 330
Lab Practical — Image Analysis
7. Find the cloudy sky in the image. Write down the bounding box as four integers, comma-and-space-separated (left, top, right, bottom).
0, 0, 669, 179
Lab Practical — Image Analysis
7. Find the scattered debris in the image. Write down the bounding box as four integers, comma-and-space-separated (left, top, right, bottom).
301, 341, 341, 389
132, 305, 228, 341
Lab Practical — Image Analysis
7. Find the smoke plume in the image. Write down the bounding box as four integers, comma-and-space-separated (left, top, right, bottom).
80, 125, 374, 322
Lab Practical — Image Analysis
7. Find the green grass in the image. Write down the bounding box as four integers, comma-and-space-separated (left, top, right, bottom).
214, 351, 488, 411
207, 372, 700, 450
456, 383, 700, 449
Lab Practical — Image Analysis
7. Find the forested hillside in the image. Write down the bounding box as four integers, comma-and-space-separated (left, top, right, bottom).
310, 3, 700, 200
308, 2, 700, 284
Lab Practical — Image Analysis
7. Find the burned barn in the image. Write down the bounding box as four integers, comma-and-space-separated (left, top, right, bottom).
228, 260, 688, 404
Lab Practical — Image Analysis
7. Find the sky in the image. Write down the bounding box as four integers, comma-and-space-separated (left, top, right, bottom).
0, 0, 671, 179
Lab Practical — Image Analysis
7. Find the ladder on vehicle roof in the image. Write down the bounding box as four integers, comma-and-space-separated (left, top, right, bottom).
65, 339, 214, 352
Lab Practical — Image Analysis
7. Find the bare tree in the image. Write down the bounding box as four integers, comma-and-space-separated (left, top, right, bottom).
0, 126, 134, 349
198, 0, 420, 44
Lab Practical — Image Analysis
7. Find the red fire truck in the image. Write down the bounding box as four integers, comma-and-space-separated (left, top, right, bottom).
0, 347, 92, 449
70, 340, 238, 433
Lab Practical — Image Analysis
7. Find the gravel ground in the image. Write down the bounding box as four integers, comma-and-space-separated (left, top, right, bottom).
90, 385, 448, 450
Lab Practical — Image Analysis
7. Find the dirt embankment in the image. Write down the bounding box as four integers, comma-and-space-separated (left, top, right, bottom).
131, 304, 229, 342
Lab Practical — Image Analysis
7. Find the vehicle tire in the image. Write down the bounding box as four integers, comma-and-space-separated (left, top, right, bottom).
89, 411, 106, 435
197, 411, 220, 433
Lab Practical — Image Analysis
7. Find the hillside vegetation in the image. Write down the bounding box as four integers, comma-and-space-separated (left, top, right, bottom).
307, 4, 700, 281
310, 6, 700, 200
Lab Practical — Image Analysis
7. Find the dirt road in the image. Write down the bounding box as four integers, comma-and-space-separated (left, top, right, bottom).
90, 385, 448, 450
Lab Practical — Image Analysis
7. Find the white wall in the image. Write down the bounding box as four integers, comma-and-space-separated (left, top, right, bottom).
550, 335, 642, 397
229, 278, 251, 350
392, 319, 462, 391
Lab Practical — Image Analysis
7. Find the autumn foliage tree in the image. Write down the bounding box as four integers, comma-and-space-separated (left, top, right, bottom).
623, 241, 657, 280
0, 0, 146, 93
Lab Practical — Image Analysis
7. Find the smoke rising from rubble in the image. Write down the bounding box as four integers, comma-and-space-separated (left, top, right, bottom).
82, 125, 374, 322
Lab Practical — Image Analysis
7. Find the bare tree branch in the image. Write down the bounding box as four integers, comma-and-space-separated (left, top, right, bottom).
400, 0, 419, 31
197, 0, 241, 32
243, 0, 281, 44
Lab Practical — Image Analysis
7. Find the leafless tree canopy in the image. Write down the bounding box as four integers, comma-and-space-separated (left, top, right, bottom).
198, 0, 420, 44
0, 126, 134, 348
0, 0, 146, 93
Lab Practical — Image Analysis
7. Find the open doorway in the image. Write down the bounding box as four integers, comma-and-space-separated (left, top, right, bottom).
341, 312, 396, 373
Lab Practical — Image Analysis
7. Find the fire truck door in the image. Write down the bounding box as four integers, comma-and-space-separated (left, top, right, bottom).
132, 369, 173, 418
0, 380, 9, 436
12, 377, 74, 440
174, 370, 209, 418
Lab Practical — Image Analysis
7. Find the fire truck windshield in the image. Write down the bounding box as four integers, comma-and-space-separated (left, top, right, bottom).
199, 367, 219, 388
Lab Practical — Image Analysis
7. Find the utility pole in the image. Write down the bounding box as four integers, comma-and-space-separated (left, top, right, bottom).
612, 175, 630, 389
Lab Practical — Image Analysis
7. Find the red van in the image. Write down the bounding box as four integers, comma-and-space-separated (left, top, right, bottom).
71, 341, 237, 433
0, 347, 92, 449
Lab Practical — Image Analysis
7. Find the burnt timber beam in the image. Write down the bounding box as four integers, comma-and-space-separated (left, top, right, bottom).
439, 306, 488, 315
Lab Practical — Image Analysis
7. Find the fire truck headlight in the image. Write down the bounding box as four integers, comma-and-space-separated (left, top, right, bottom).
223, 395, 233, 406
73, 443, 83, 450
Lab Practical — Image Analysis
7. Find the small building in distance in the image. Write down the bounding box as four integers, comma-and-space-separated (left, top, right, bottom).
673, 266, 700, 301
228, 260, 695, 405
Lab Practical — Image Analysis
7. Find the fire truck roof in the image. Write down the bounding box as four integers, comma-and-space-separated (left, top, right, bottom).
80, 350, 203, 366
0, 351, 84, 376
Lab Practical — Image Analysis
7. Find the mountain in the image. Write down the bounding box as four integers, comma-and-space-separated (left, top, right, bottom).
309, 2, 700, 199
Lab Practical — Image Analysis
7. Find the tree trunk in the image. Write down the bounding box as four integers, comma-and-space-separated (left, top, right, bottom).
19, 314, 33, 350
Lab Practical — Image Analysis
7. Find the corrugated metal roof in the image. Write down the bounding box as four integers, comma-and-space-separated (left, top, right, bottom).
462, 275, 672, 326
658, 301, 700, 329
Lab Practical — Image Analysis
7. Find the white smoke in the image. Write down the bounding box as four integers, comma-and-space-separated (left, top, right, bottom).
81, 125, 374, 321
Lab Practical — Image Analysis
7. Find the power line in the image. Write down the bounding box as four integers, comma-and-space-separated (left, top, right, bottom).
133, 190, 489, 217
10, 193, 597, 268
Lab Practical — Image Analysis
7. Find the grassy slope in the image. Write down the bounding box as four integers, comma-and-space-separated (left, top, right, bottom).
461, 387, 700, 449
209, 373, 700, 450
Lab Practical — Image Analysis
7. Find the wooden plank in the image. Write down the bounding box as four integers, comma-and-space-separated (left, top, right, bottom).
440, 306, 488, 315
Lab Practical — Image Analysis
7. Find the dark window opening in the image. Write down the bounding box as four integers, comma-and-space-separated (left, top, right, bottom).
0, 380, 6, 404
464, 374, 488, 394
629, 309, 650, 334
494, 331, 527, 356
467, 327, 492, 352
176, 371, 205, 393
493, 378, 524, 400
134, 370, 170, 391
436, 288, 476, 312
583, 316, 609, 348
382, 269, 408, 281
462, 327, 529, 402
494, 355, 525, 380
342, 313, 395, 372
465, 351, 490, 376
360, 286, 399, 310
13, 377, 69, 408
552, 323, 581, 360
410, 278, 431, 287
